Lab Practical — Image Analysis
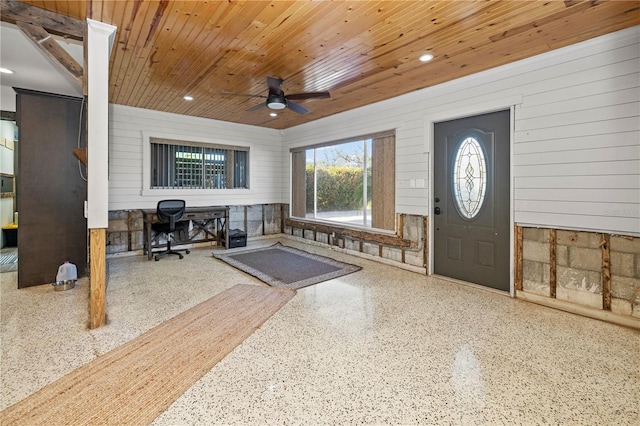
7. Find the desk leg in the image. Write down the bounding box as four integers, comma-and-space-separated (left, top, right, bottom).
224, 215, 229, 249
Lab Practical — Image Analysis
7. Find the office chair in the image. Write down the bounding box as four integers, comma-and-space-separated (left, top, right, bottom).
151, 199, 191, 261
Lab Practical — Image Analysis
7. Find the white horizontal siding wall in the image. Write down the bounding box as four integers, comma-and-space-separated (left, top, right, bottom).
282, 25, 640, 236
108, 105, 283, 211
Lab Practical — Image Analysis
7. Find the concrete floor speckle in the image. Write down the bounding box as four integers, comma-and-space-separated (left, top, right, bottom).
1, 237, 639, 425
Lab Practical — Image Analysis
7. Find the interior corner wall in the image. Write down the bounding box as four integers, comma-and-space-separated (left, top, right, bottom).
282, 25, 640, 237
107, 105, 284, 211
1, 86, 16, 112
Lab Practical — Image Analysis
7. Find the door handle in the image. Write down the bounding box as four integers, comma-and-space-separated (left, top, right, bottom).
434, 207, 441, 215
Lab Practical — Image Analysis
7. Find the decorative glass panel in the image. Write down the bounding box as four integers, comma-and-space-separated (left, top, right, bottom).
453, 137, 487, 219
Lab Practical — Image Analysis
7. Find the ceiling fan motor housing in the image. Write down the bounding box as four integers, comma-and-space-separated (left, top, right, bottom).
267, 93, 286, 109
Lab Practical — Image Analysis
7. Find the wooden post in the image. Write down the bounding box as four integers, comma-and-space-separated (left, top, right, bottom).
602, 233, 611, 311
549, 228, 557, 298
90, 228, 106, 329
514, 225, 523, 291
423, 216, 429, 272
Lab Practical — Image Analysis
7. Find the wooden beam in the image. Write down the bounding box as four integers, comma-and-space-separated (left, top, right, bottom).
549, 229, 557, 298
16, 21, 83, 88
0, 0, 84, 40
285, 217, 415, 248
90, 228, 107, 329
601, 233, 612, 311
514, 225, 523, 291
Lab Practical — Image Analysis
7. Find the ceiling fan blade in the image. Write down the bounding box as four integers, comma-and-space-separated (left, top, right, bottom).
286, 100, 309, 114
286, 91, 331, 100
247, 102, 266, 111
221, 91, 266, 98
267, 76, 283, 95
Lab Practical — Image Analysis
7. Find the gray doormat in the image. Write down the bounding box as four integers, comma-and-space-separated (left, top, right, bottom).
212, 243, 361, 289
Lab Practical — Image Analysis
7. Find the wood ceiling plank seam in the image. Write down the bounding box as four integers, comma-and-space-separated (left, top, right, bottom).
129, 1, 203, 106
146, 1, 264, 110
283, 2, 508, 93
211, 1, 321, 94
139, 1, 235, 108
250, 2, 399, 92
98, 1, 131, 100
150, 1, 278, 113
162, 1, 290, 107
209, 1, 385, 95
114, 0, 167, 102
115, 1, 170, 106
345, 5, 640, 103
107, 0, 151, 102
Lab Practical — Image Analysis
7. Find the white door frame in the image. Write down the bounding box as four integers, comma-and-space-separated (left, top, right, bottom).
424, 95, 522, 296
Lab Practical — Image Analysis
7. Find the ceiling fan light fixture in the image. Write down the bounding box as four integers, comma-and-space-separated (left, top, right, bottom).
270, 112, 278, 117
266, 93, 286, 110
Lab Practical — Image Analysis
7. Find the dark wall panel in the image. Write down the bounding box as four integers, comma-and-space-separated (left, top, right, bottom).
16, 89, 87, 288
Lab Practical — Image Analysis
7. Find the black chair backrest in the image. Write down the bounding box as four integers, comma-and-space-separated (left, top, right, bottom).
156, 199, 186, 231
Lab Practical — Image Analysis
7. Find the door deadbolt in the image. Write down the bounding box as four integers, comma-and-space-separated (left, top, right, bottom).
434, 207, 441, 215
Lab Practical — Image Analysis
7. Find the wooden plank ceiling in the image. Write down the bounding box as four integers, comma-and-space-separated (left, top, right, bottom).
16, 0, 640, 129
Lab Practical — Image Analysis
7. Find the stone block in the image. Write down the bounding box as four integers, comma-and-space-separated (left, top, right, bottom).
246, 220, 262, 237
246, 205, 262, 221
229, 220, 244, 232
523, 227, 548, 243
382, 246, 403, 263
611, 276, 640, 301
404, 249, 424, 267
568, 247, 602, 272
303, 229, 314, 240
557, 230, 602, 249
362, 242, 378, 256
403, 215, 422, 242
523, 259, 546, 283
345, 239, 360, 251
316, 232, 329, 245
292, 228, 303, 238
636, 254, 640, 278
611, 298, 632, 316
108, 218, 129, 232
523, 279, 549, 296
557, 266, 601, 293
556, 286, 602, 309
556, 245, 569, 266
610, 236, 640, 253
523, 240, 550, 263
109, 210, 128, 220
611, 252, 635, 278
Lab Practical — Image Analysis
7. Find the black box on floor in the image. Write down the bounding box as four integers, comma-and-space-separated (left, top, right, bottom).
223, 228, 247, 248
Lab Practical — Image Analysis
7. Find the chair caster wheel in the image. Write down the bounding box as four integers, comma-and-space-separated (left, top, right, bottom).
154, 256, 160, 261
179, 254, 184, 259
186, 249, 190, 254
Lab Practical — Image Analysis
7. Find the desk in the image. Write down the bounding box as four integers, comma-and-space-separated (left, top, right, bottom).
143, 206, 229, 260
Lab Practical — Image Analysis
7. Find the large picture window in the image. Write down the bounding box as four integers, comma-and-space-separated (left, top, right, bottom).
150, 138, 249, 189
291, 130, 395, 231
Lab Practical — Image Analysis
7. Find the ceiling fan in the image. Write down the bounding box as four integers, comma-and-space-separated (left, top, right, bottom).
223, 77, 330, 114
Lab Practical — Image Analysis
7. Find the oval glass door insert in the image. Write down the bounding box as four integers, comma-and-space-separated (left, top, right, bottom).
453, 136, 487, 219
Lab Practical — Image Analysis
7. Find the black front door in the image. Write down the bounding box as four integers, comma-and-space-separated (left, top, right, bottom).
433, 110, 510, 291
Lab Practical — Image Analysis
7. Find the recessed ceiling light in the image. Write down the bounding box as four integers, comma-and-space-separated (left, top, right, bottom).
183, 95, 193, 101
270, 112, 278, 117
419, 53, 434, 63
0, 68, 15, 74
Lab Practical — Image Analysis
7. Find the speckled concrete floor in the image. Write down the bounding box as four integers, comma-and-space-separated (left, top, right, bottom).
1, 237, 639, 425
